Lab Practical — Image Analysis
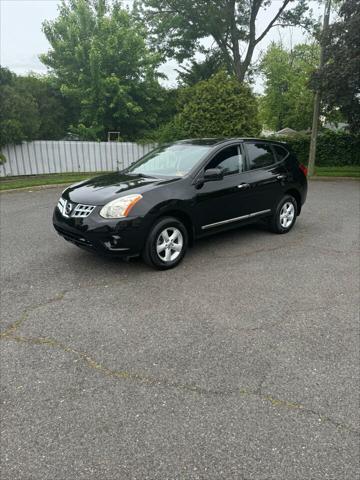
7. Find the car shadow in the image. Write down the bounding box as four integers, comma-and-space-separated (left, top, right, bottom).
67, 221, 274, 271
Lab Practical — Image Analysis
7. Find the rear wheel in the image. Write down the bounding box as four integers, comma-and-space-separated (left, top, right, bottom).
142, 217, 188, 270
269, 195, 297, 234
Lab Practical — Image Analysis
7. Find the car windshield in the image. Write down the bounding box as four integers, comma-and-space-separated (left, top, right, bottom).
126, 144, 211, 177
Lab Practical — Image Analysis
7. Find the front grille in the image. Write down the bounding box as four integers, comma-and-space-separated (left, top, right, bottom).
57, 197, 96, 218
72, 204, 96, 218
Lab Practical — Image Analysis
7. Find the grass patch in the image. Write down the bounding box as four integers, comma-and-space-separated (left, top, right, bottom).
314, 166, 360, 178
0, 172, 104, 191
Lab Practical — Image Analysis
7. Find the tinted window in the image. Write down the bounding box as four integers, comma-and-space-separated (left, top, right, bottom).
273, 145, 289, 161
245, 143, 276, 170
206, 145, 244, 175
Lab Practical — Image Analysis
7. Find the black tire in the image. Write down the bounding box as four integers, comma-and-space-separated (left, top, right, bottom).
269, 195, 298, 234
142, 217, 188, 270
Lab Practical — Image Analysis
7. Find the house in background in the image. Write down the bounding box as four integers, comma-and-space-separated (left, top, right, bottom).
262, 127, 300, 137
274, 127, 298, 136
323, 122, 349, 132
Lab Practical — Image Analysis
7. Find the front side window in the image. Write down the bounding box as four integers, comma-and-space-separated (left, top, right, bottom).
245, 143, 276, 170
127, 144, 211, 177
206, 145, 244, 176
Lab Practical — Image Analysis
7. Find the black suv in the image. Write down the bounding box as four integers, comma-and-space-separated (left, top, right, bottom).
53, 138, 308, 269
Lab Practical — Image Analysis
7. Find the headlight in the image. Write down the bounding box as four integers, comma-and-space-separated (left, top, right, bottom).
99, 194, 143, 219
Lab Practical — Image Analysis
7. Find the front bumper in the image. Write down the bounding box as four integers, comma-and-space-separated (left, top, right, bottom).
53, 206, 150, 257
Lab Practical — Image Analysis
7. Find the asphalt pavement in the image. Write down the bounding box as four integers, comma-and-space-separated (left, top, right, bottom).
0, 180, 359, 479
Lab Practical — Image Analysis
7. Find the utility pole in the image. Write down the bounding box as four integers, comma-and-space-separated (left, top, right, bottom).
308, 0, 332, 177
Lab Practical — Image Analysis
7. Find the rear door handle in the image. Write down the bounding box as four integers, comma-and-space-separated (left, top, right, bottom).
277, 174, 287, 181
237, 183, 250, 189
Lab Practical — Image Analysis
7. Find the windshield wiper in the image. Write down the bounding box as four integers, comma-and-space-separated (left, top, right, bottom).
127, 172, 156, 178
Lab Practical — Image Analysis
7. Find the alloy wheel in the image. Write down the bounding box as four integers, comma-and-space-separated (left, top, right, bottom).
156, 227, 184, 262
280, 202, 295, 229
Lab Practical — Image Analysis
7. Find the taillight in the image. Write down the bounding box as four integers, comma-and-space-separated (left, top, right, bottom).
299, 164, 308, 176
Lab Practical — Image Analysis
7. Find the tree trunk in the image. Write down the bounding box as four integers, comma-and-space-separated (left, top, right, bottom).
233, 45, 243, 81
236, 41, 255, 83
308, 0, 332, 176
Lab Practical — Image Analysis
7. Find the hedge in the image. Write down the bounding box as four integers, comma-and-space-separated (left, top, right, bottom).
270, 130, 360, 167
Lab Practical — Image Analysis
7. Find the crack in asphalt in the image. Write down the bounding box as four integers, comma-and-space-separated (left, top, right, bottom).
2, 332, 358, 436
3, 334, 233, 396
0, 292, 66, 338
1, 292, 359, 437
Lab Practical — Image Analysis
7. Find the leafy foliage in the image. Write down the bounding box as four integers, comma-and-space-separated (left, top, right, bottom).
0, 66, 70, 147
272, 130, 360, 166
153, 71, 261, 142
176, 50, 228, 86
260, 43, 319, 131
41, 0, 169, 140
318, 0, 360, 133
16, 75, 68, 139
136, 0, 316, 82
0, 67, 40, 147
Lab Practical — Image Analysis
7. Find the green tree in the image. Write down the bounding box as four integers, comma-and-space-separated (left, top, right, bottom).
176, 50, 227, 86
135, 0, 315, 82
41, 0, 166, 140
0, 66, 71, 147
15, 75, 68, 139
158, 70, 260, 141
318, 0, 360, 132
0, 67, 40, 148
260, 43, 319, 131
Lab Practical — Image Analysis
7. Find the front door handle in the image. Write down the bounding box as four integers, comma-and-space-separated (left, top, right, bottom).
237, 183, 250, 189
277, 174, 287, 181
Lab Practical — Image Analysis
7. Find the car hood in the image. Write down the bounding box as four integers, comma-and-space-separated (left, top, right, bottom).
63, 172, 178, 205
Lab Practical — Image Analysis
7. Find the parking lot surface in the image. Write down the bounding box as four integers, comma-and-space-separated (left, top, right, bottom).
0, 180, 359, 480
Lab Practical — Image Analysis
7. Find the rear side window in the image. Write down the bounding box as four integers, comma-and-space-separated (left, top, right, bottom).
245, 143, 276, 170
273, 145, 289, 161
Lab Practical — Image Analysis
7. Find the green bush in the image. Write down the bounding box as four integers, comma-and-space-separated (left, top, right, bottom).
176, 71, 261, 138
141, 117, 187, 144
0, 119, 24, 148
147, 71, 261, 143
272, 130, 360, 166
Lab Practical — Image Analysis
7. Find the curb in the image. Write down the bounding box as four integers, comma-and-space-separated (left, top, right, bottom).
0, 182, 71, 194
308, 176, 359, 181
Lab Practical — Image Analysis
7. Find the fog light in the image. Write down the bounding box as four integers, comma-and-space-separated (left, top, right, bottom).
110, 235, 121, 246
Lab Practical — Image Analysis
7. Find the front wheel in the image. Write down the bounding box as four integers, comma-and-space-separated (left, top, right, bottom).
142, 217, 188, 270
269, 195, 297, 234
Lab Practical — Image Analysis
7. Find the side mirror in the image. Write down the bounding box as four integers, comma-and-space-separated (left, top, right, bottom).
203, 168, 223, 182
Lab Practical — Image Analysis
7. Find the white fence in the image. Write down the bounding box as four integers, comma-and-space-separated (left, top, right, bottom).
0, 141, 157, 177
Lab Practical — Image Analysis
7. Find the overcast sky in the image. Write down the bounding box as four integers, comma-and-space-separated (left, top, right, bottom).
0, 0, 321, 91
